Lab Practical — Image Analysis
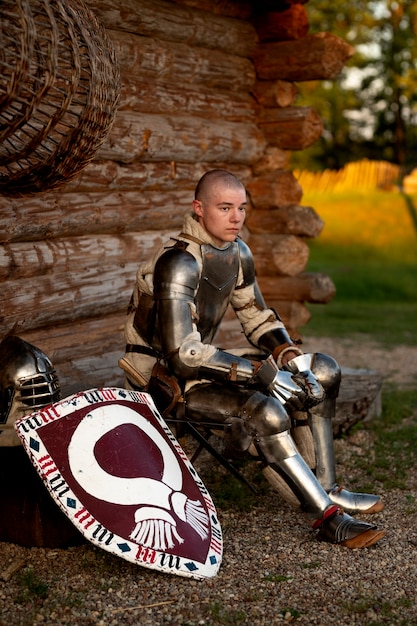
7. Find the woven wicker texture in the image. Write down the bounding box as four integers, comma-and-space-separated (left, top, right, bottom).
0, 0, 120, 196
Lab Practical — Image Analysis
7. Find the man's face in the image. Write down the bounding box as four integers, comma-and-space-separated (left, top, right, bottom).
192, 182, 247, 247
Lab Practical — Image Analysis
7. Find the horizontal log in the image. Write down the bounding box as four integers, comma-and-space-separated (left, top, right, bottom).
253, 5, 309, 42
0, 190, 190, 243
17, 313, 125, 366
17, 313, 126, 396
258, 272, 336, 304
252, 148, 289, 175
253, 33, 355, 81
246, 171, 303, 209
98, 111, 266, 164
58, 350, 125, 397
88, 0, 257, 58
109, 29, 256, 92
11, 296, 317, 396
156, 0, 253, 20
0, 232, 176, 281
119, 77, 255, 121
66, 161, 197, 193
14, 296, 312, 397
2, 173, 273, 243
246, 205, 324, 238
0, 246, 328, 336
258, 106, 323, 150
0, 263, 135, 333
1, 226, 296, 333
63, 161, 252, 193
14, 299, 313, 397
248, 234, 309, 276
253, 80, 298, 108
0, 263, 314, 335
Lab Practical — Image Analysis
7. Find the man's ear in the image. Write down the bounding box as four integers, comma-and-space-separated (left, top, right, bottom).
192, 199, 203, 217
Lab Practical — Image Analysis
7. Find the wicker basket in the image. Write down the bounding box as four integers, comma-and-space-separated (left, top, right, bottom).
0, 0, 120, 196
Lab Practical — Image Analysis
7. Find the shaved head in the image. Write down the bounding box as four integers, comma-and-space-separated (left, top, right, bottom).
192, 169, 247, 247
194, 170, 246, 203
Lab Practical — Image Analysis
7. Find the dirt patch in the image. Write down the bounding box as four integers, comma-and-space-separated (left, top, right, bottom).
302, 335, 417, 389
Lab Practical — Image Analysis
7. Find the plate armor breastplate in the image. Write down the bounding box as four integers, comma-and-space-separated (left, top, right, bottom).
195, 243, 239, 343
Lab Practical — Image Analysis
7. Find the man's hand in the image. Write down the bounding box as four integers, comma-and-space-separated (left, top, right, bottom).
283, 353, 325, 407
253, 357, 310, 409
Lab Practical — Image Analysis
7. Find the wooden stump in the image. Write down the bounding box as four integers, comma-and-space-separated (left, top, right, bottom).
333, 367, 382, 436
0, 446, 83, 548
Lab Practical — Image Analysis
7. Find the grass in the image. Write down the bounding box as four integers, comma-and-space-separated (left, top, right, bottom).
197, 459, 266, 511
302, 189, 417, 345
304, 300, 417, 345
15, 568, 49, 604
340, 594, 412, 623
209, 602, 248, 624
351, 388, 417, 492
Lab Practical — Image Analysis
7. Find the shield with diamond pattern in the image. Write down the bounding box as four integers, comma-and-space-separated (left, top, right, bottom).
14, 387, 222, 579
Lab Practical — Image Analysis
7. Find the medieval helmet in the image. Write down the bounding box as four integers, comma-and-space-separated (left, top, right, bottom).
0, 334, 61, 446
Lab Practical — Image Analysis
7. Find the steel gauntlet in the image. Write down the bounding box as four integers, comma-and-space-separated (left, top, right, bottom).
283, 353, 325, 408
253, 354, 324, 410
253, 357, 306, 409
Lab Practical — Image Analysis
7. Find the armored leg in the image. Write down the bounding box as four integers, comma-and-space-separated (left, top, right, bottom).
310, 353, 383, 515
240, 391, 331, 518
184, 383, 385, 547
290, 411, 315, 469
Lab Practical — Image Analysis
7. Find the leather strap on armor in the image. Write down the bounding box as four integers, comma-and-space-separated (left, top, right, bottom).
257, 326, 296, 357
272, 342, 303, 367
178, 232, 205, 246
125, 344, 159, 357
147, 361, 183, 417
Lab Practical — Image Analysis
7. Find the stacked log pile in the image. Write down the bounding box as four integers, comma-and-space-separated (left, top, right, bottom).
0, 0, 353, 396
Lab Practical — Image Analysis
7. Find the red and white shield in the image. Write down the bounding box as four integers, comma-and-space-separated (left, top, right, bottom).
14, 388, 222, 579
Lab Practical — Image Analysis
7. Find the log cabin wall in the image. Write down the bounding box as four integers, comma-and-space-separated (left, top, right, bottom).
0, 0, 353, 397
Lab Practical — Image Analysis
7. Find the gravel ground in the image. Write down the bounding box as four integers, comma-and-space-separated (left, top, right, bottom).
1, 337, 417, 626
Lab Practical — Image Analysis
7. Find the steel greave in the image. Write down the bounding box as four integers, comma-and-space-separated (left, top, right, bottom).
256, 430, 332, 518
309, 398, 337, 490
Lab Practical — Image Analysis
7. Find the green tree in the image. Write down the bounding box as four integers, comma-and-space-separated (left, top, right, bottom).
367, 1, 417, 166
292, 1, 417, 171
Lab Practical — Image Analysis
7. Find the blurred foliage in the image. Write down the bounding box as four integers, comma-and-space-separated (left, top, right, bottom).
293, 1, 417, 171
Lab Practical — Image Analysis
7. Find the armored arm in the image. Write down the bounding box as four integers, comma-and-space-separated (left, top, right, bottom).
232, 239, 303, 365
231, 240, 325, 402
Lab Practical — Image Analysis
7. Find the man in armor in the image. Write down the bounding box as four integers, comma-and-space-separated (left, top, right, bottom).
121, 169, 385, 549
